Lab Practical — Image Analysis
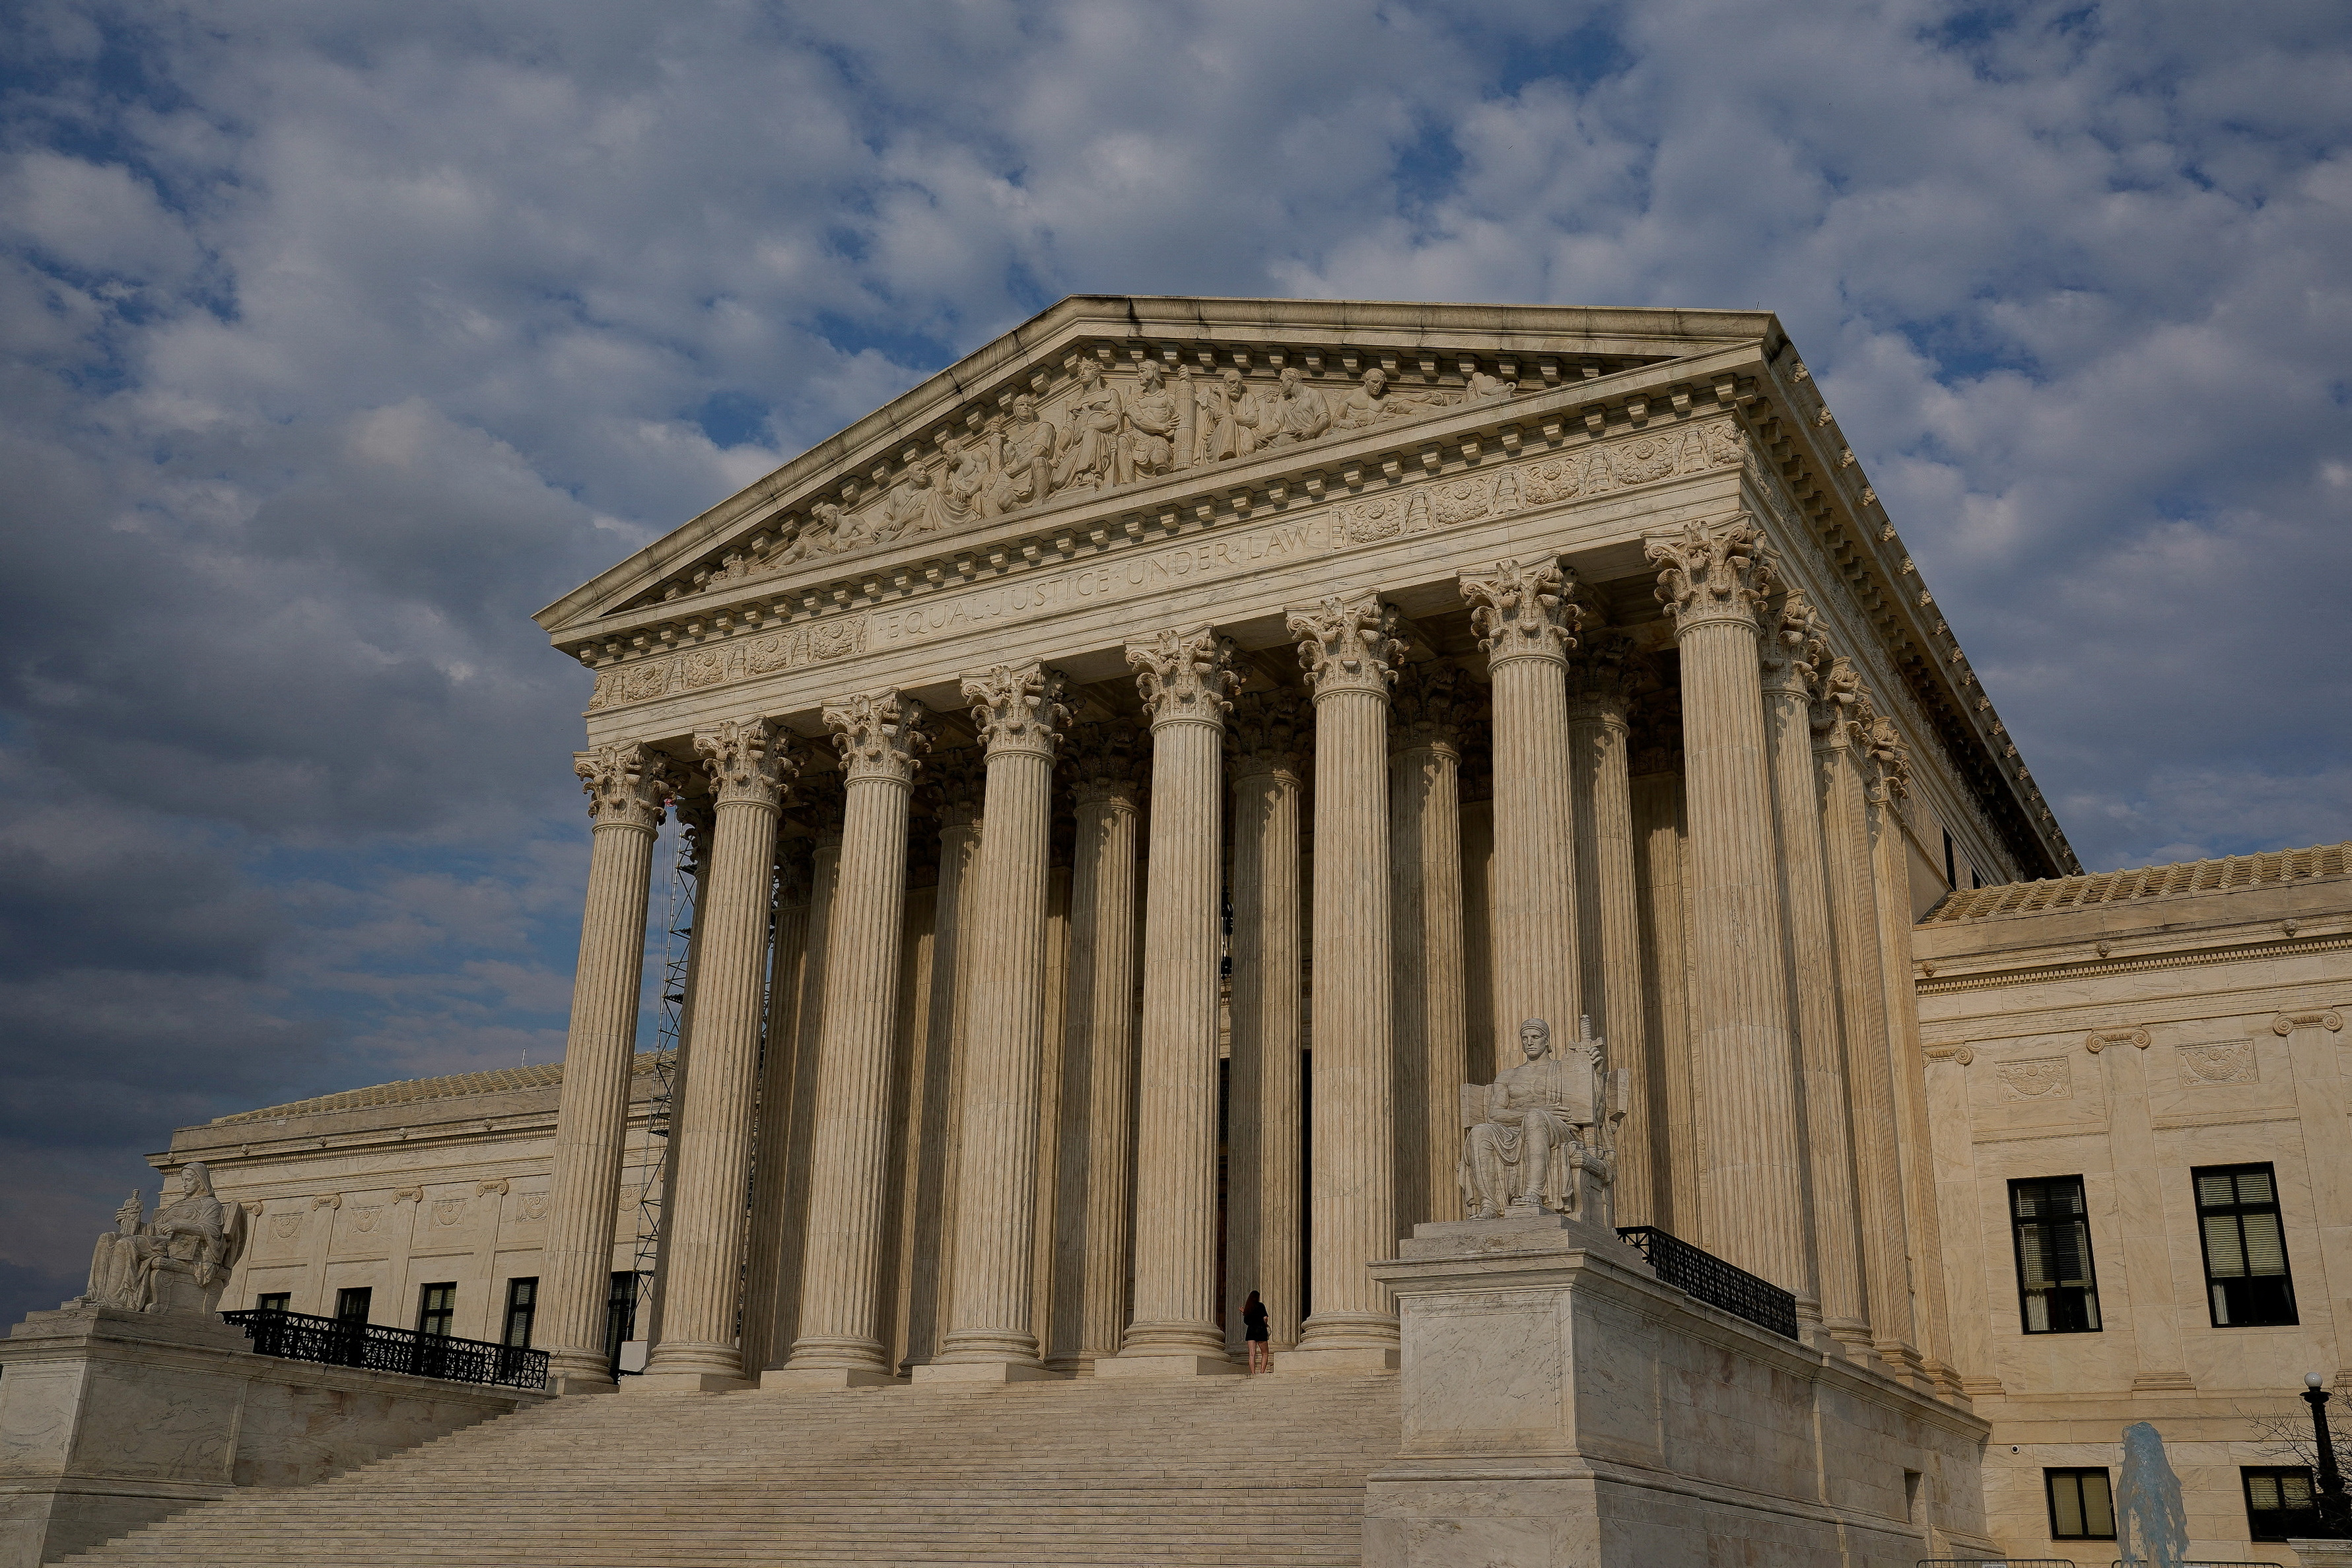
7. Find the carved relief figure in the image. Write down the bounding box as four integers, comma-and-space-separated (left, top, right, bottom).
1466, 366, 1516, 402
1460, 1018, 1619, 1221
1196, 368, 1264, 461
1334, 365, 1453, 430
874, 465, 944, 542
985, 397, 1057, 516
77, 1163, 247, 1314
1117, 359, 1179, 483
1259, 366, 1332, 448
936, 434, 988, 530
83, 1191, 143, 1307
1054, 358, 1124, 493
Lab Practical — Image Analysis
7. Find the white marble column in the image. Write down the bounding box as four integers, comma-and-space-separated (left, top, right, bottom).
1107, 625, 1240, 1378
1629, 722, 1699, 1239
1289, 593, 1406, 1369
1457, 725, 1498, 1083
542, 742, 675, 1394
1811, 664, 1921, 1377
900, 755, 982, 1371
640, 794, 710, 1351
765, 780, 843, 1365
640, 719, 798, 1391
1566, 631, 1653, 1227
1048, 724, 1143, 1371
1643, 515, 1809, 1300
773, 691, 929, 1388
1388, 664, 1469, 1233
738, 837, 812, 1377
1760, 598, 1867, 1347
1457, 558, 1583, 1040
920, 664, 1070, 1381
1225, 691, 1306, 1353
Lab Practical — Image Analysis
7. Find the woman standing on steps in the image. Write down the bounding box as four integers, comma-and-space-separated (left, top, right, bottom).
1242, 1291, 1271, 1374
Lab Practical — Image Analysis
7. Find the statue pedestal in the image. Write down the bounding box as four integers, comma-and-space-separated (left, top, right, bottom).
0, 1304, 546, 1568
2291, 1542, 2352, 1567
1364, 1216, 1995, 1568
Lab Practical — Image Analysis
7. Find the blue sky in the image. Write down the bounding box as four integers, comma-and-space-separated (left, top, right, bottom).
3, 0, 2348, 1324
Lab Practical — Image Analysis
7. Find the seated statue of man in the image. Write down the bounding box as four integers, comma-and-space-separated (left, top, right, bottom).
1460, 1017, 1607, 1219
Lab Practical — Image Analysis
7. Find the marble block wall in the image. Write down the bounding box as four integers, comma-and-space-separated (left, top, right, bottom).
1364, 1214, 1993, 1567
0, 1304, 546, 1568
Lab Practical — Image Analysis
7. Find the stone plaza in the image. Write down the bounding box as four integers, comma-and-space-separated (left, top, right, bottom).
5, 296, 2347, 1567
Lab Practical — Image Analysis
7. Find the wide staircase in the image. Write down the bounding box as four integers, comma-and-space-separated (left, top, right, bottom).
59, 1372, 1400, 1567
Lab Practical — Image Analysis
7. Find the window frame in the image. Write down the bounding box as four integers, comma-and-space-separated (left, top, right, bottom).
2242, 1465, 2320, 1542
2044, 1466, 2117, 1542
254, 1291, 291, 1314
502, 1277, 538, 1349
333, 1285, 372, 1324
604, 1270, 642, 1369
415, 1281, 458, 1339
2192, 1162, 2299, 1328
2007, 1175, 2102, 1335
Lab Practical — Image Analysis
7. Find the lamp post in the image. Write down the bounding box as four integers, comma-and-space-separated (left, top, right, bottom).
2306, 1373, 2352, 1538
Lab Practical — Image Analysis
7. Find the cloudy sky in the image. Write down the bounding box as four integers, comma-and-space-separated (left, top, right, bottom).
3, 0, 2347, 1324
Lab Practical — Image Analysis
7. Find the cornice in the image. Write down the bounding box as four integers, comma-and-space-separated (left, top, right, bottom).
1916, 929, 2352, 997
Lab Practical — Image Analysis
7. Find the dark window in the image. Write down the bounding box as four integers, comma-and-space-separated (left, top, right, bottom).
416, 1282, 457, 1338
2194, 1164, 2299, 1326
2046, 1468, 2116, 1541
2244, 1466, 2319, 1541
2009, 1176, 2101, 1333
255, 1292, 291, 1314
333, 1286, 372, 1324
605, 1271, 641, 1369
502, 1278, 538, 1348
1943, 829, 1957, 889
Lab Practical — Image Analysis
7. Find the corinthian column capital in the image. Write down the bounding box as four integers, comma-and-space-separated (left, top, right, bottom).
1287, 593, 1406, 699
1391, 661, 1471, 751
1863, 711, 1912, 807
1067, 720, 1145, 805
574, 741, 677, 830
1809, 656, 1867, 749
1458, 557, 1579, 667
1564, 631, 1638, 722
823, 691, 930, 784
963, 662, 1070, 760
1126, 625, 1237, 729
1646, 514, 1776, 634
693, 716, 800, 809
1758, 589, 1827, 697
1228, 688, 1307, 779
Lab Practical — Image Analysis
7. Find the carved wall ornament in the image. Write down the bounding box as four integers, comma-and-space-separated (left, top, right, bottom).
2178, 1040, 2259, 1086
823, 690, 931, 784
1288, 594, 1407, 698
2272, 1009, 2345, 1035
392, 1186, 424, 1204
311, 1192, 342, 1210
1645, 513, 1775, 631
431, 1199, 467, 1227
694, 716, 799, 808
269, 1214, 303, 1241
517, 1194, 549, 1221
1923, 1044, 1976, 1066
2085, 1027, 2152, 1054
1995, 1056, 2073, 1100
352, 1206, 384, 1233
587, 616, 871, 711
574, 741, 677, 830
477, 1178, 510, 1197
963, 662, 1070, 759
1459, 556, 1580, 665
1126, 625, 1237, 726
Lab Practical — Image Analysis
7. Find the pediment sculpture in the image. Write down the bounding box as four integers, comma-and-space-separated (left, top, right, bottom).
75, 1161, 248, 1316
1459, 1017, 1628, 1225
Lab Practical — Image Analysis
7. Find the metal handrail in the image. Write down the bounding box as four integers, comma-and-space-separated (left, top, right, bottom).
222, 1308, 549, 1391
1916, 1559, 2075, 1567
2114, 1561, 2285, 1567
1618, 1225, 1801, 1339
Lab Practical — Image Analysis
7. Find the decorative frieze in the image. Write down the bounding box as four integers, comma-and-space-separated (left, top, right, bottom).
2178, 1041, 2258, 1086
1994, 1057, 2073, 1101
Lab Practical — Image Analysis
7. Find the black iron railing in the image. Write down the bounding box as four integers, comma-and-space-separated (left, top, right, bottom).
1916, 1559, 2075, 1567
1617, 1226, 1801, 1340
221, 1309, 549, 1391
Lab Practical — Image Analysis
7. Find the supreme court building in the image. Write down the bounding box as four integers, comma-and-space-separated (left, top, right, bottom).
56, 296, 2352, 1567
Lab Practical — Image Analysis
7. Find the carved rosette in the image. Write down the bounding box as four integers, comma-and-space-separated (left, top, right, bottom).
1645, 514, 1775, 634
962, 662, 1070, 760
822, 690, 930, 785
1390, 661, 1471, 752
1066, 720, 1145, 806
1758, 589, 1826, 697
1227, 687, 1307, 779
1126, 625, 1238, 730
574, 741, 677, 831
693, 716, 800, 809
1286, 593, 1406, 699
1458, 557, 1580, 667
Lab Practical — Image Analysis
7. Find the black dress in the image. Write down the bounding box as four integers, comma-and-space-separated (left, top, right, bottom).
1243, 1302, 1269, 1343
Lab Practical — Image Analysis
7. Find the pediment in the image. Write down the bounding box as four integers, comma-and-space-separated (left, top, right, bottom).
534, 296, 1774, 634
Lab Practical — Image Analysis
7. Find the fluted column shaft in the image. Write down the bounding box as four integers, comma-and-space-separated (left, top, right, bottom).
780, 693, 928, 1385
1226, 694, 1305, 1351
1629, 765, 1698, 1237
902, 763, 981, 1371
926, 665, 1068, 1379
1567, 650, 1651, 1226
1389, 665, 1469, 1232
738, 842, 812, 1375
1051, 726, 1143, 1369
1111, 627, 1237, 1375
1291, 594, 1404, 1362
1646, 517, 1808, 1297
644, 720, 796, 1388
543, 743, 674, 1391
1458, 559, 1582, 1039
1760, 607, 1867, 1344
1811, 669, 1920, 1373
